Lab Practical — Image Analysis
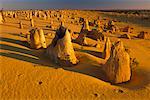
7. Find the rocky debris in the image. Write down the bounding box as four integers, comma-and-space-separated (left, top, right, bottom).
75, 20, 105, 45
119, 34, 131, 39
122, 26, 133, 33
46, 26, 79, 66
104, 41, 131, 84
137, 31, 150, 39
27, 28, 46, 49
94, 19, 101, 27
108, 20, 115, 26
104, 20, 119, 33
102, 37, 111, 60
87, 29, 105, 41
75, 33, 88, 46
79, 17, 84, 23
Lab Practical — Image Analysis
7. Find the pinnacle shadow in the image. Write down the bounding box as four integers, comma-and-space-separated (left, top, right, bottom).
0, 37, 30, 48
1, 36, 149, 90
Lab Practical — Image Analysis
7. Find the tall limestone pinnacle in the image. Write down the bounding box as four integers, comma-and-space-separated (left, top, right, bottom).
46, 26, 79, 66
104, 40, 131, 84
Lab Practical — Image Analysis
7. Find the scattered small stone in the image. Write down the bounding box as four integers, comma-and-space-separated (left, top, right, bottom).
114, 89, 124, 93
18, 74, 22, 77
39, 81, 42, 85
93, 93, 99, 97
117, 89, 124, 93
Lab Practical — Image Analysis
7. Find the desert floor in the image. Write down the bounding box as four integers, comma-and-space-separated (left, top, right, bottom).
0, 10, 150, 100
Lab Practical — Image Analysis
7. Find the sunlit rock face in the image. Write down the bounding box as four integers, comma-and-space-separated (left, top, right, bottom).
19, 21, 23, 29
104, 41, 131, 84
27, 28, 46, 49
81, 19, 90, 32
0, 12, 3, 24
46, 26, 79, 67
102, 37, 111, 61
38, 29, 47, 48
95, 39, 102, 49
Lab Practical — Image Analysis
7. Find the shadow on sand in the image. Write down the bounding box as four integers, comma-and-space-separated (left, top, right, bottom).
74, 48, 103, 58
0, 37, 29, 48
0, 35, 149, 90
5, 32, 27, 38
0, 36, 108, 83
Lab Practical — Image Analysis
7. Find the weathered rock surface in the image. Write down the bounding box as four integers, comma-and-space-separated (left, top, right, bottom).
27, 28, 46, 49
46, 26, 79, 66
104, 41, 131, 84
102, 37, 111, 60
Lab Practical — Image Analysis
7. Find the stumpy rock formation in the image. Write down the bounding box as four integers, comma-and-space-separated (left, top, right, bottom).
104, 41, 131, 84
27, 28, 46, 49
46, 26, 79, 66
